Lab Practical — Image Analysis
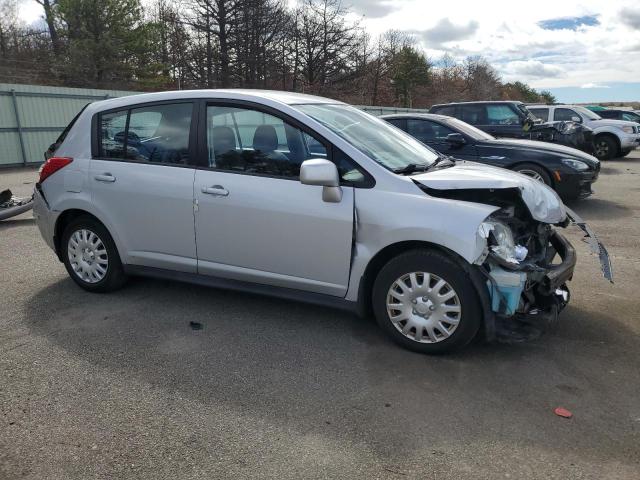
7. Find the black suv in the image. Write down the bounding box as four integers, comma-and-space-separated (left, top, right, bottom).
429, 101, 537, 138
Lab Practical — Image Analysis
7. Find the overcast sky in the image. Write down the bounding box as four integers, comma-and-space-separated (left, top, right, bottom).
18, 0, 640, 102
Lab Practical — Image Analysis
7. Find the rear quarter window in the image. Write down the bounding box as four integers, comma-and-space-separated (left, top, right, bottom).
431, 105, 456, 117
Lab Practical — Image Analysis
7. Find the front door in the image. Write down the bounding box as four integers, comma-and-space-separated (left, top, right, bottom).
90, 101, 197, 272
193, 103, 355, 296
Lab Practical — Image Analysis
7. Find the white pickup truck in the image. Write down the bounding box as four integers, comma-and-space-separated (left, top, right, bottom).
527, 104, 640, 160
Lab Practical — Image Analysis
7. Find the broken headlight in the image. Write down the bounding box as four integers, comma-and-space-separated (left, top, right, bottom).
480, 220, 527, 265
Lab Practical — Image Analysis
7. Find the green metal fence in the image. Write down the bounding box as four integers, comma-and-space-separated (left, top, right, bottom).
0, 84, 138, 168
0, 83, 430, 168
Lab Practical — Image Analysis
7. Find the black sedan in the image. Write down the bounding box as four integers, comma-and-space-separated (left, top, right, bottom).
382, 113, 600, 200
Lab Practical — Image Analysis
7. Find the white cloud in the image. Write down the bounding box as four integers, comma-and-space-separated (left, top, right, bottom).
352, 0, 640, 90
581, 83, 610, 88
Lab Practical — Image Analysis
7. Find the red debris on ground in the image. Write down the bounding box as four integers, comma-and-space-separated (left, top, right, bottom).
554, 407, 573, 418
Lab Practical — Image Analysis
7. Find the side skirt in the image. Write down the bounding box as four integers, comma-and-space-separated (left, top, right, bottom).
123, 265, 360, 315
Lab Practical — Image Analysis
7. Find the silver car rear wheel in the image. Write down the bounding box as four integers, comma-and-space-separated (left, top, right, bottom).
386, 272, 461, 344
67, 228, 109, 284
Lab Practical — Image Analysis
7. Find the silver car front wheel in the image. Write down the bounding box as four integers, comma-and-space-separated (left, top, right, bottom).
386, 272, 461, 344
67, 228, 109, 284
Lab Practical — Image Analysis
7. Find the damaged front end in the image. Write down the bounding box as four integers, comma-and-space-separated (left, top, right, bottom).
414, 165, 612, 342
477, 205, 577, 342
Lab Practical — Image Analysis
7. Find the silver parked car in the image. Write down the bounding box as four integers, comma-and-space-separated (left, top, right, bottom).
527, 104, 640, 160
33, 90, 612, 353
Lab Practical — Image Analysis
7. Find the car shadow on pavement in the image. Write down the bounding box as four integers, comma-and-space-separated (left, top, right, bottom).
23, 276, 640, 466
564, 197, 633, 220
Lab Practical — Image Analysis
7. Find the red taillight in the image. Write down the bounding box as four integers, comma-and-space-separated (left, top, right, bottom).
39, 157, 73, 183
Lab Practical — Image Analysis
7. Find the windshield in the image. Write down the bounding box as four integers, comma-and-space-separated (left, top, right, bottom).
573, 106, 601, 120
443, 117, 494, 140
295, 104, 439, 170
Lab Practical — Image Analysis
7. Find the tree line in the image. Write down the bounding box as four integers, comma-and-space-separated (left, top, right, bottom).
0, 0, 556, 107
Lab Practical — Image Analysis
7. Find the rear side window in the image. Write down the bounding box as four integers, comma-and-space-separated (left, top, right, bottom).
99, 110, 128, 159
459, 105, 486, 125
407, 119, 454, 143
529, 108, 549, 122
486, 105, 521, 125
554, 108, 580, 122
98, 102, 193, 165
385, 118, 405, 129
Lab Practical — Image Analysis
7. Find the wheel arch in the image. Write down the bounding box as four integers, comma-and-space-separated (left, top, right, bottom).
594, 132, 621, 155
510, 161, 556, 188
54, 209, 112, 261
356, 241, 493, 340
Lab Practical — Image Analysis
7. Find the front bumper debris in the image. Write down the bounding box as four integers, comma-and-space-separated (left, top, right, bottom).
565, 206, 613, 282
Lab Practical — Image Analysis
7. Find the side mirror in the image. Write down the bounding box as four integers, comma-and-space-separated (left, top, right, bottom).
446, 133, 466, 147
571, 115, 582, 123
300, 159, 342, 203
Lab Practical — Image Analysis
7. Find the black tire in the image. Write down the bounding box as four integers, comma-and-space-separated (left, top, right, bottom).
593, 135, 618, 160
372, 249, 482, 354
513, 163, 552, 186
61, 215, 127, 293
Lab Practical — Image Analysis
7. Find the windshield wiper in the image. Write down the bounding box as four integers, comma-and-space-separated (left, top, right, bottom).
393, 163, 430, 175
393, 156, 456, 175
428, 155, 456, 169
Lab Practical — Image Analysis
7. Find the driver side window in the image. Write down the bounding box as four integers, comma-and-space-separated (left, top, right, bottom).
205, 105, 368, 185
554, 108, 580, 122
206, 105, 327, 178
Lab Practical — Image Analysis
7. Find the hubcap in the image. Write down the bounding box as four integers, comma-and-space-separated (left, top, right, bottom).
595, 141, 609, 158
517, 169, 545, 183
386, 272, 461, 343
67, 228, 108, 283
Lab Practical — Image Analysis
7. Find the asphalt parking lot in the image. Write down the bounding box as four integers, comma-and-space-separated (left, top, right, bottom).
1, 152, 639, 479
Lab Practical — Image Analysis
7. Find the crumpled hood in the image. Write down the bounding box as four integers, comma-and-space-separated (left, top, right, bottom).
413, 162, 567, 224
484, 138, 600, 166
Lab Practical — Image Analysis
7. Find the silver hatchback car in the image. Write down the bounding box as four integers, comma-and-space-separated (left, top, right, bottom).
33, 90, 611, 353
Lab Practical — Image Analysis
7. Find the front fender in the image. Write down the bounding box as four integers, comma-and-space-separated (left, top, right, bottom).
591, 126, 622, 138
345, 188, 498, 301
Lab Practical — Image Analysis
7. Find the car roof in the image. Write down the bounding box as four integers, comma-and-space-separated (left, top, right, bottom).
88, 89, 343, 112
431, 100, 524, 108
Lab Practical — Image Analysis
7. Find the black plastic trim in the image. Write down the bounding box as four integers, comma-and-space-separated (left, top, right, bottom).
542, 231, 576, 293
123, 265, 360, 314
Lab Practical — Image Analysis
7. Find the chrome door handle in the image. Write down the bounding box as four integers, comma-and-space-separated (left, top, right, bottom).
202, 185, 229, 196
94, 173, 116, 183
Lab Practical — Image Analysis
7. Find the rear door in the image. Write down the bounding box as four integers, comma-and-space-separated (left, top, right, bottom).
193, 101, 359, 296
90, 101, 198, 272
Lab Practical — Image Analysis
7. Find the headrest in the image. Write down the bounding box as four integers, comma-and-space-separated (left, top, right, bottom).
253, 124, 279, 152
211, 126, 236, 154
